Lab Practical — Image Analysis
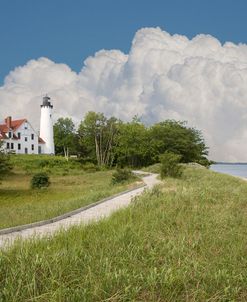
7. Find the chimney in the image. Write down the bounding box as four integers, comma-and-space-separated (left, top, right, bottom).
5, 116, 12, 128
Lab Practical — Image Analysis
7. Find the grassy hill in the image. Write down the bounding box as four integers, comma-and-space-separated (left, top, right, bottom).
0, 155, 141, 229
1, 166, 247, 301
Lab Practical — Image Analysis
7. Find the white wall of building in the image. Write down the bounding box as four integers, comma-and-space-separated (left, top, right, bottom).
3, 121, 43, 154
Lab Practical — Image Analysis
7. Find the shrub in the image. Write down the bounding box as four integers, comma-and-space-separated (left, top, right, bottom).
31, 172, 50, 189
196, 157, 212, 168
160, 152, 183, 178
0, 152, 12, 178
112, 168, 135, 184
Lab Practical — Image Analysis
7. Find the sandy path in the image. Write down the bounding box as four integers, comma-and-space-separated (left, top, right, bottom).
0, 172, 160, 249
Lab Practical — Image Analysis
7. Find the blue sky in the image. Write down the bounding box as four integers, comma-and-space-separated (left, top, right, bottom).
0, 0, 247, 84
1, 0, 247, 161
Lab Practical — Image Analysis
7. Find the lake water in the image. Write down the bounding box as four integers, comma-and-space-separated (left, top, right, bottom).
210, 164, 247, 179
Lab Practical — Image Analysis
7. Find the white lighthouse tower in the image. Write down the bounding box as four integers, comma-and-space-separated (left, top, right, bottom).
40, 95, 55, 154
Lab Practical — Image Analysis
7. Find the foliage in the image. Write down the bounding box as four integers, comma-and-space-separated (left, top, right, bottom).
149, 120, 209, 164
31, 172, 50, 189
112, 168, 136, 184
54, 117, 78, 157
9, 154, 82, 175
114, 117, 151, 167
0, 141, 12, 180
2, 168, 247, 301
160, 151, 183, 178
53, 113, 210, 168
196, 157, 214, 168
0, 154, 12, 178
78, 112, 119, 167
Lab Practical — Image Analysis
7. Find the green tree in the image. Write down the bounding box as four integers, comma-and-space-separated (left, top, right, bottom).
78, 112, 119, 166
77, 114, 210, 168
114, 118, 151, 167
54, 117, 77, 158
150, 120, 209, 165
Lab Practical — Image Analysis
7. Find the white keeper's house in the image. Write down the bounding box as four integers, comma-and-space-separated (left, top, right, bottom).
0, 95, 55, 155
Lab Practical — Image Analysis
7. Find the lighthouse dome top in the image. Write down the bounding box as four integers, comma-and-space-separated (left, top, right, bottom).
41, 95, 53, 108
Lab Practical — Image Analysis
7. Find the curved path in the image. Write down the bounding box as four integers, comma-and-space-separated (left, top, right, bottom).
0, 172, 160, 249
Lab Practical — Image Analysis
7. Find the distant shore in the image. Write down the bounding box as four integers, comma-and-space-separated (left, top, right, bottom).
210, 163, 247, 179
215, 162, 247, 165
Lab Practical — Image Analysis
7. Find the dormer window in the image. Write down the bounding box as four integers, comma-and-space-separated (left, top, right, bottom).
8, 132, 12, 138
18, 132, 21, 139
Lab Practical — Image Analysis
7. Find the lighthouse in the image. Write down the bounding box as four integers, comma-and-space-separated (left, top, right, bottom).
40, 95, 55, 154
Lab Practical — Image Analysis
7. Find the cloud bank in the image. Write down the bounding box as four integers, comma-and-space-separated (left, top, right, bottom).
1, 27, 247, 161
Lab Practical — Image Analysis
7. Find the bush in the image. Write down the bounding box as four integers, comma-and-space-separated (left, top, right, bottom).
0, 152, 12, 179
196, 157, 212, 168
31, 172, 50, 189
160, 152, 184, 178
112, 168, 135, 184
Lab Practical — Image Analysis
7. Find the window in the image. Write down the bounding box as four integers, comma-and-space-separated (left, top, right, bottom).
31, 134, 34, 140
8, 132, 12, 138
31, 144, 34, 151
11, 143, 14, 149
18, 132, 21, 139
6, 142, 9, 149
25, 137, 28, 142
18, 143, 21, 150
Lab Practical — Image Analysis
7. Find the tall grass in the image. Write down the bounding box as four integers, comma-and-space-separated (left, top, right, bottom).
142, 163, 161, 173
1, 167, 247, 301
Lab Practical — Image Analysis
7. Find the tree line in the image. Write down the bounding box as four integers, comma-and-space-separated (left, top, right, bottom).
54, 112, 210, 167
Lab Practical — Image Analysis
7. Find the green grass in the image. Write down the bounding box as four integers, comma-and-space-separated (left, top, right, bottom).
0, 155, 141, 229
142, 163, 161, 173
9, 154, 85, 175
1, 167, 247, 301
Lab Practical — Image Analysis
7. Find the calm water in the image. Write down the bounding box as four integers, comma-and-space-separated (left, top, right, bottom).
210, 164, 247, 178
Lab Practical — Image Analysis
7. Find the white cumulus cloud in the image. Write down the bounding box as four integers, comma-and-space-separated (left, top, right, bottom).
1, 27, 247, 161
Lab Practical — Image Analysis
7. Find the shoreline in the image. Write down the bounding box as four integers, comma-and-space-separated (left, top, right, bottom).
209, 164, 247, 181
